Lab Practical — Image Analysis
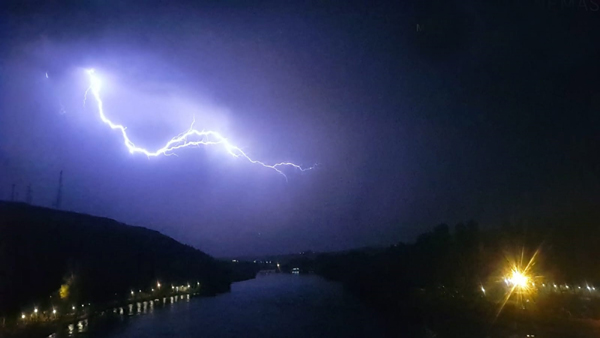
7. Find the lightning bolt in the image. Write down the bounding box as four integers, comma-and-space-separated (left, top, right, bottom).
84, 69, 314, 180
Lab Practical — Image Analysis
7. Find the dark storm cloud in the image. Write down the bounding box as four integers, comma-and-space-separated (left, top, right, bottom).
0, 0, 598, 256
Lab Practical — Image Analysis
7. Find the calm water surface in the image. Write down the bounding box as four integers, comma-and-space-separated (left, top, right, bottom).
56, 274, 396, 338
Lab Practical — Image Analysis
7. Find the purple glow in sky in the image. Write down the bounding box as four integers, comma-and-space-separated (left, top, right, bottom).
84, 69, 315, 180
1, 1, 598, 257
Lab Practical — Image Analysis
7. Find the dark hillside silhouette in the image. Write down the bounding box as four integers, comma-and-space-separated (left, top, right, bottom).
0, 202, 233, 318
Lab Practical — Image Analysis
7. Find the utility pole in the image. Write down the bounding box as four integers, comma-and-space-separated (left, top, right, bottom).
10, 184, 15, 201
26, 184, 32, 204
54, 170, 63, 209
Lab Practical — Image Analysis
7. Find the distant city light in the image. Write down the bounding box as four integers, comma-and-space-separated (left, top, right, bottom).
53, 309, 57, 314
21, 314, 25, 319
33, 308, 38, 314
157, 282, 161, 288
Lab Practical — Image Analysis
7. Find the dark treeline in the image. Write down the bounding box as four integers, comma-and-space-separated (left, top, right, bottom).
0, 202, 256, 320
310, 218, 600, 302
282, 217, 600, 336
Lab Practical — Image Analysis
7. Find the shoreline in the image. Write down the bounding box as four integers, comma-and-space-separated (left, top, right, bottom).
1, 273, 260, 338
2, 287, 216, 338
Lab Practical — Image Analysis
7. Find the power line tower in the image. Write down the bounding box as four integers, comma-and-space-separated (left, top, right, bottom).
10, 184, 15, 201
54, 170, 63, 209
26, 184, 32, 204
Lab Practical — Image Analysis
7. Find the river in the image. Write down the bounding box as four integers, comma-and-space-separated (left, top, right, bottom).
54, 274, 399, 338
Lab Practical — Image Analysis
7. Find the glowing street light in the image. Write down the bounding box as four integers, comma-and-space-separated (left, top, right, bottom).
496, 249, 541, 320
53, 309, 57, 314
507, 269, 529, 289
21, 314, 25, 319
157, 282, 161, 288
33, 308, 38, 314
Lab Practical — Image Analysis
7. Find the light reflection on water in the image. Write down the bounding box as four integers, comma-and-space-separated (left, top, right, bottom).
56, 275, 393, 338
61, 295, 177, 337
63, 319, 89, 337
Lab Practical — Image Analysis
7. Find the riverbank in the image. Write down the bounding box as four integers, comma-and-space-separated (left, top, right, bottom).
2, 269, 264, 338
1, 286, 208, 338
49, 274, 391, 338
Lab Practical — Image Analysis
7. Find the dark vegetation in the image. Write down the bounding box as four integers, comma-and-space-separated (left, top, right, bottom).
0, 201, 256, 321
224, 261, 264, 283
283, 218, 600, 337
3, 198, 600, 337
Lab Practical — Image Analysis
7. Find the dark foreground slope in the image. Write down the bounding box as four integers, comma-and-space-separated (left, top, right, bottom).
0, 202, 231, 318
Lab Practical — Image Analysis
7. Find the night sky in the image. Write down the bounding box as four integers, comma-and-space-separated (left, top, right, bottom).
0, 1, 598, 257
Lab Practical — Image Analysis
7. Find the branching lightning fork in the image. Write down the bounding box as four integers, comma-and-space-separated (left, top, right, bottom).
84, 69, 314, 180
